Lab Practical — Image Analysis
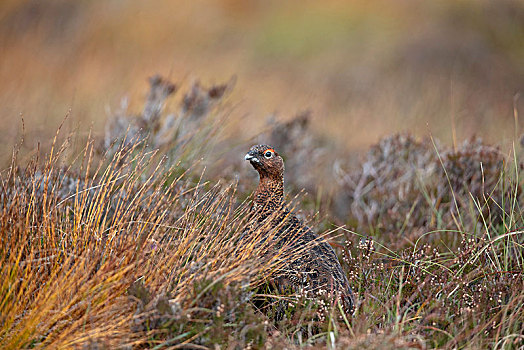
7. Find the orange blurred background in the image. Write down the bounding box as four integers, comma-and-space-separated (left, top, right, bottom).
1, 0, 523, 165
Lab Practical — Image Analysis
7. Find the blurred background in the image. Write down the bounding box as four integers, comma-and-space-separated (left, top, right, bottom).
0, 0, 523, 166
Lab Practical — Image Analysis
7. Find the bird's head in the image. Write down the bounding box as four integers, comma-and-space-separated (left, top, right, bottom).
245, 144, 284, 179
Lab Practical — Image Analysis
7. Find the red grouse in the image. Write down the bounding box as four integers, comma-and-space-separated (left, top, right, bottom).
245, 144, 354, 315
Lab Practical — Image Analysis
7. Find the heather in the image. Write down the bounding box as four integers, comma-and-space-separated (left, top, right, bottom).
1, 78, 522, 349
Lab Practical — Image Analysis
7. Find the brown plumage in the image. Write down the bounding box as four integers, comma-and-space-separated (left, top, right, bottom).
245, 144, 355, 316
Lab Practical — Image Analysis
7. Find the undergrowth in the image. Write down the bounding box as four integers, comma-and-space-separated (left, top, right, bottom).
1, 77, 522, 349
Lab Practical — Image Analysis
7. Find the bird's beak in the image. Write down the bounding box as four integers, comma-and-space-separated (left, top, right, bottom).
245, 152, 259, 163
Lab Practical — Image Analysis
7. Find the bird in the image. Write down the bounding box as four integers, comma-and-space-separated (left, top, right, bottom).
244, 144, 354, 317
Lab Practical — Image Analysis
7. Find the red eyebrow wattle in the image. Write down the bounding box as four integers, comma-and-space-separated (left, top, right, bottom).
264, 149, 274, 153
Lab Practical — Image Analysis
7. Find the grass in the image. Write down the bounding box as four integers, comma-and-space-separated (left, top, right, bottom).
1, 78, 523, 349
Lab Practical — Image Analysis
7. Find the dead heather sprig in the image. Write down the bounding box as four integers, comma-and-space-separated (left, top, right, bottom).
102, 75, 233, 171
336, 134, 520, 242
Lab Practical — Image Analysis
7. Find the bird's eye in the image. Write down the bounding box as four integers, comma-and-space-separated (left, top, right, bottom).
264, 151, 273, 159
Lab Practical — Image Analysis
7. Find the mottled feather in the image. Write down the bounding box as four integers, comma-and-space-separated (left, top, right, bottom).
245, 144, 355, 315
